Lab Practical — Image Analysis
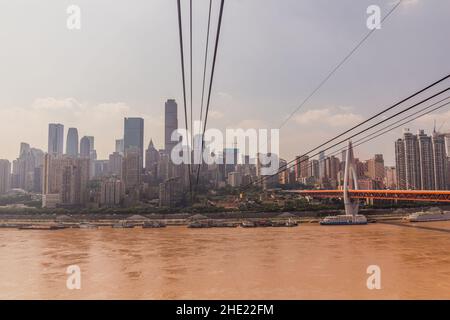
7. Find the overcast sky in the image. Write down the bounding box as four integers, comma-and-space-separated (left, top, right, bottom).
0, 0, 449, 165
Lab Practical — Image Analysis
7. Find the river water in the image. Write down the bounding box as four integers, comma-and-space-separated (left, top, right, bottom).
1, 221, 450, 299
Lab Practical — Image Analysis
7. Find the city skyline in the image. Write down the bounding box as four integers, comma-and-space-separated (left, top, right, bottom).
1, 1, 450, 164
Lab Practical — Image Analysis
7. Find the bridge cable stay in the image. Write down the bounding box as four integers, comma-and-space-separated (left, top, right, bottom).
278, 96, 450, 189
176, 0, 194, 203
195, 0, 225, 187
245, 87, 450, 190
244, 74, 450, 190
199, 0, 213, 124
241, 77, 450, 191
189, 0, 194, 172
195, 0, 214, 188
278, 0, 404, 130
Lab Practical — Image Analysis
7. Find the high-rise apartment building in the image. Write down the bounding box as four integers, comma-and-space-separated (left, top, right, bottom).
66, 128, 79, 157
295, 155, 309, 180
0, 160, 11, 194
42, 154, 90, 207
395, 129, 447, 190
48, 123, 64, 156
100, 178, 124, 207
366, 154, 385, 182
432, 131, 447, 190
418, 130, 434, 190
384, 166, 397, 189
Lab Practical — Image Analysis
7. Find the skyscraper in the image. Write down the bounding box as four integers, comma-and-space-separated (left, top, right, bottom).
395, 129, 447, 190
124, 118, 144, 168
445, 133, 450, 157
79, 136, 91, 158
395, 138, 406, 189
164, 99, 178, 155
48, 123, 64, 156
0, 159, 11, 194
145, 139, 160, 172
418, 130, 434, 190
432, 131, 447, 190
66, 128, 79, 157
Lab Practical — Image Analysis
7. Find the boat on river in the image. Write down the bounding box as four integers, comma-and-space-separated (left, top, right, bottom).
406, 207, 450, 222
143, 221, 166, 228
320, 214, 367, 225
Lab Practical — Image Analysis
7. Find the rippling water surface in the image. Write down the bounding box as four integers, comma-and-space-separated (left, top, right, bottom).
1, 222, 450, 299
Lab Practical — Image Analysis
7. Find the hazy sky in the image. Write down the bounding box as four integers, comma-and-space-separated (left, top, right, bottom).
0, 0, 449, 165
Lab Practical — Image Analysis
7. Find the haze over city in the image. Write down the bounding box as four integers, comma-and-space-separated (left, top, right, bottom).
1, 0, 450, 164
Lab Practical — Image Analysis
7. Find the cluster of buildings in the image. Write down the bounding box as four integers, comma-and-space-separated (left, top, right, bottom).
0, 99, 262, 208
275, 150, 388, 191
394, 129, 449, 190
1, 101, 449, 209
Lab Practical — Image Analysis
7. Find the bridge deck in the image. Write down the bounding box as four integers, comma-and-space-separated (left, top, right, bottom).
288, 190, 450, 202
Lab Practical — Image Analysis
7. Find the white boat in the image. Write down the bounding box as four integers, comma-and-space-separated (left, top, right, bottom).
406, 208, 450, 222
320, 214, 367, 225
79, 223, 98, 229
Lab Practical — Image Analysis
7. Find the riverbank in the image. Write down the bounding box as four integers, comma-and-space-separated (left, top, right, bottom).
0, 206, 433, 228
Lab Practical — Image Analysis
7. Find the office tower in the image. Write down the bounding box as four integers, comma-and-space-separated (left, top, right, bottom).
100, 178, 124, 207
122, 147, 142, 193
432, 131, 447, 190
164, 99, 178, 155
418, 130, 434, 190
115, 139, 124, 154
79, 136, 91, 158
124, 118, 144, 168
145, 139, 160, 174
66, 128, 79, 157
0, 160, 11, 194
48, 123, 64, 156
366, 154, 385, 181
145, 140, 160, 168
108, 152, 123, 177
42, 154, 90, 208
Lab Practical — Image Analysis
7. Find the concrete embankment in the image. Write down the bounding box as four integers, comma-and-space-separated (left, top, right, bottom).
0, 207, 430, 228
